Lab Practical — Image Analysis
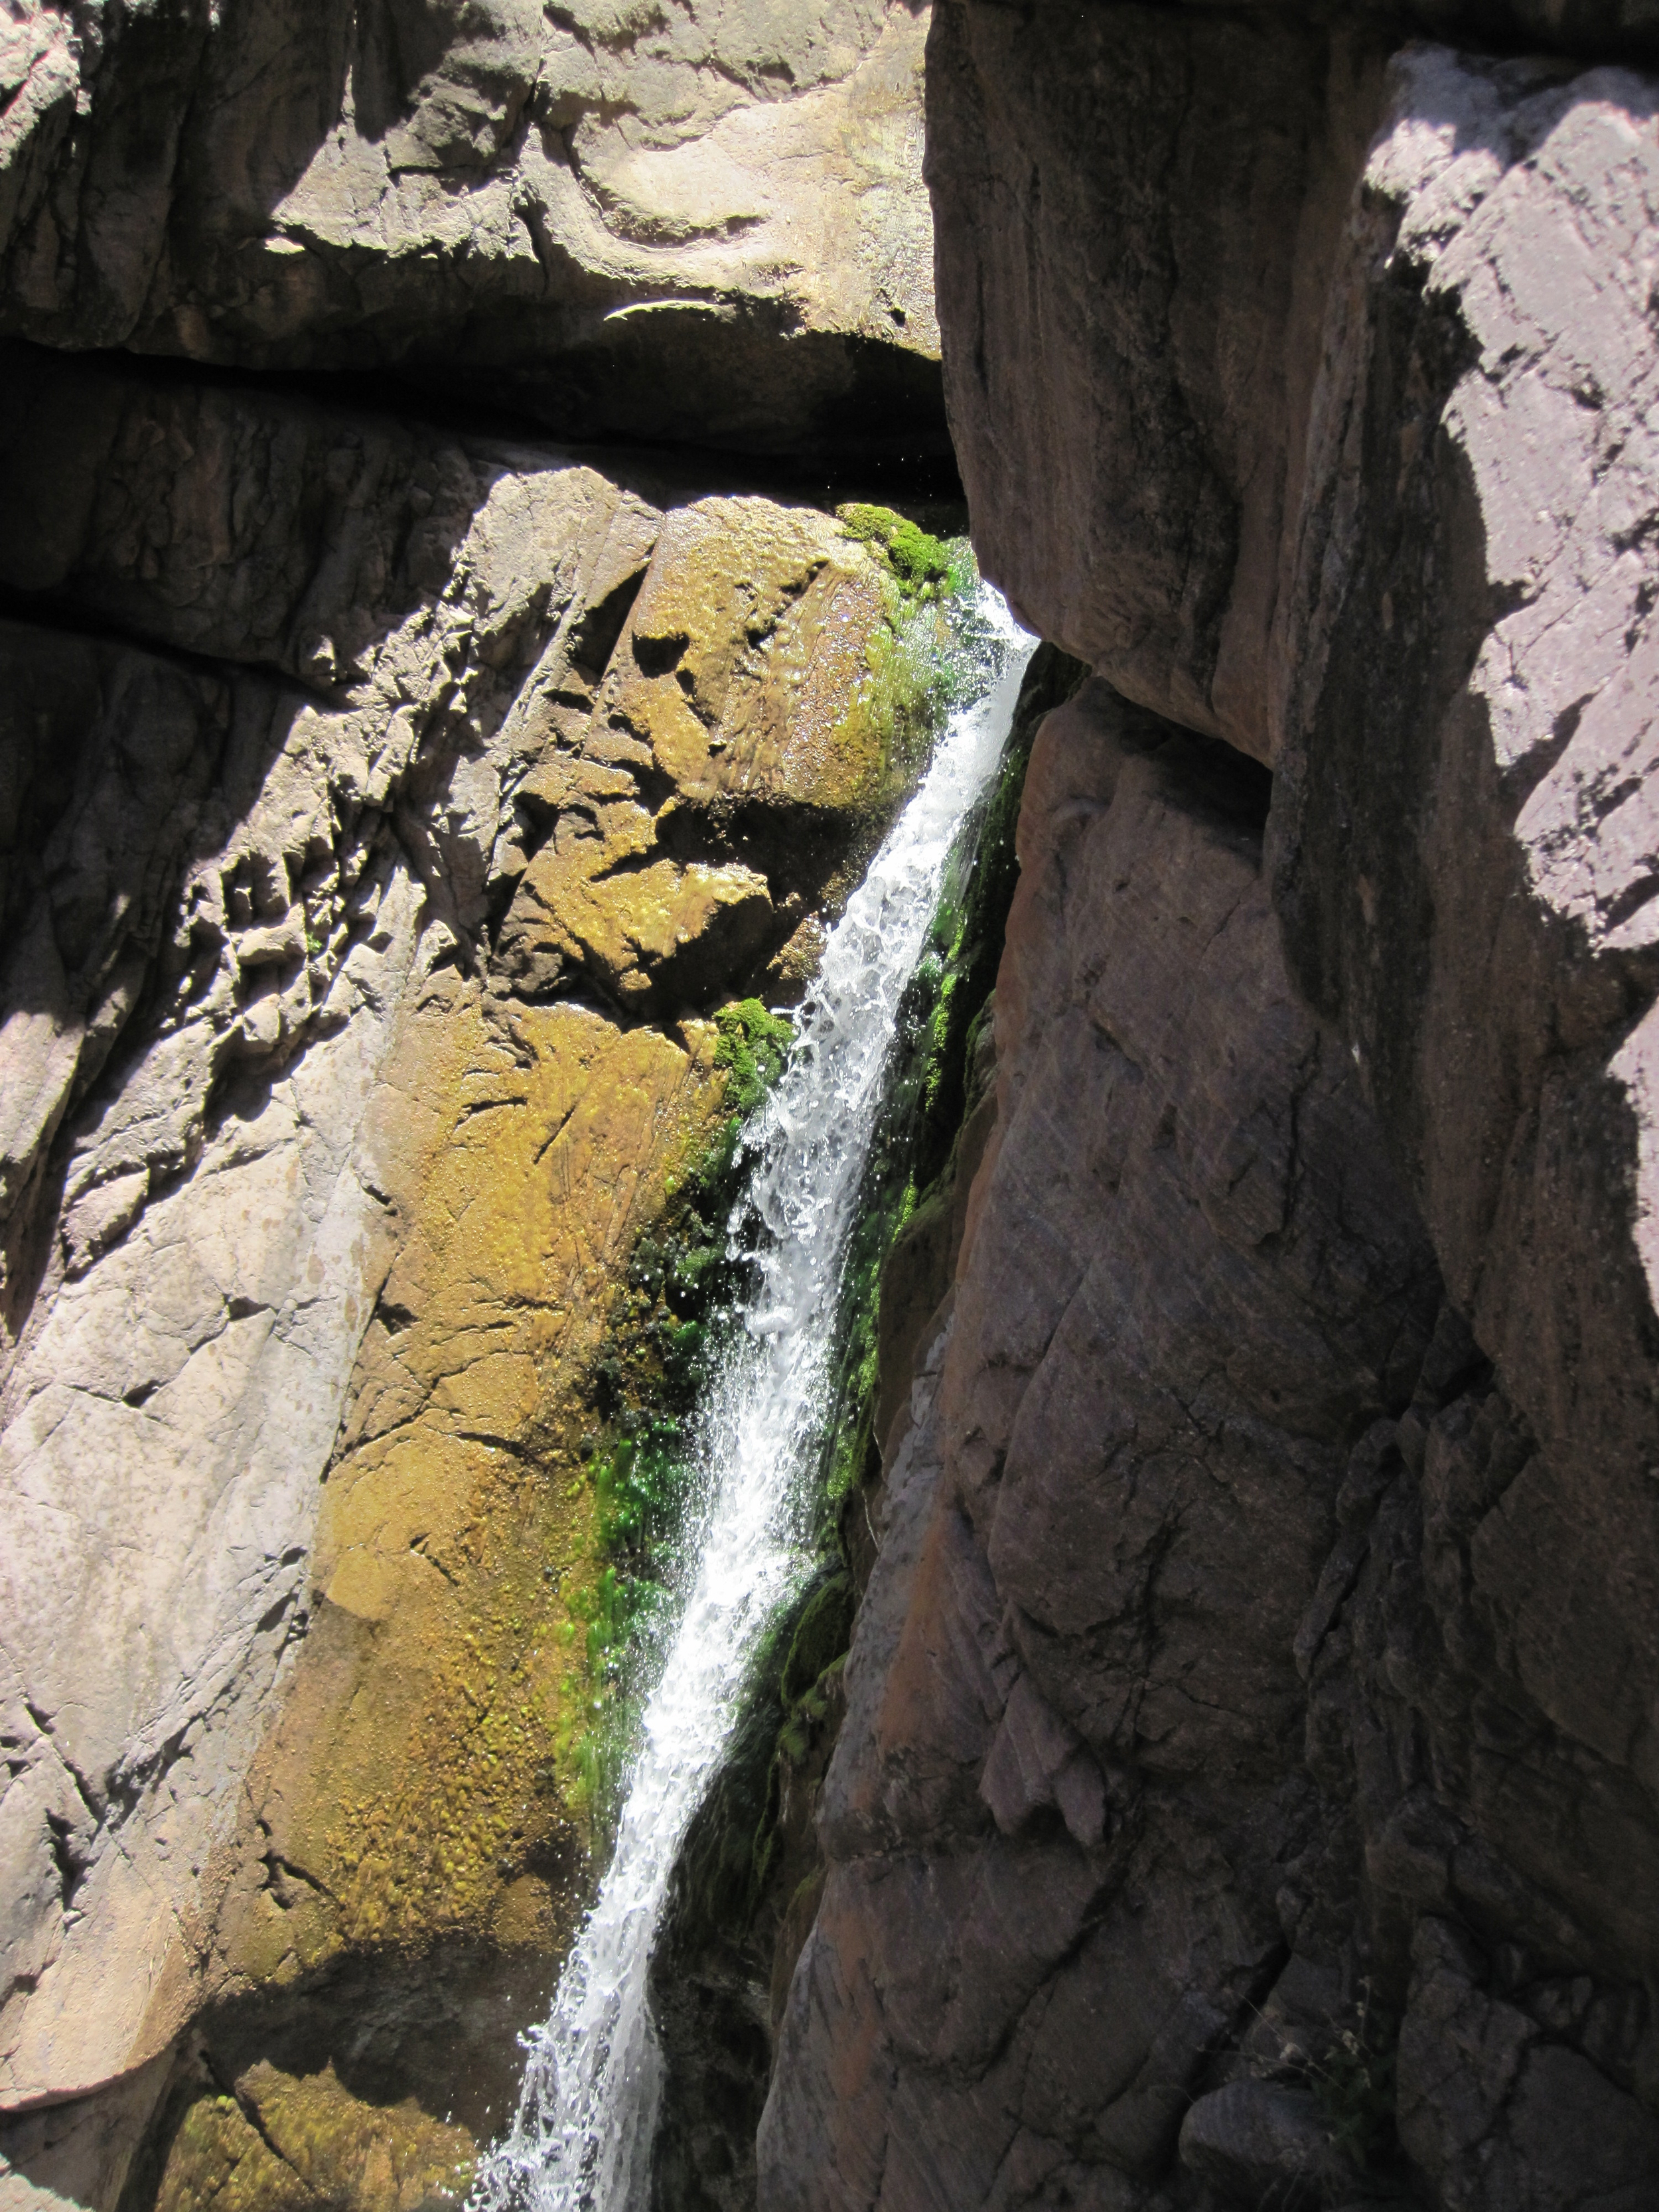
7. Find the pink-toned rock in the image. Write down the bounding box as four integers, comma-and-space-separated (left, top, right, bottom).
761, 14, 1659, 2207
760, 681, 1441, 2211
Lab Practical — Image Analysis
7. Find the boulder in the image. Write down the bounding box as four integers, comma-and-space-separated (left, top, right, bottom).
1178, 2081, 1353, 2207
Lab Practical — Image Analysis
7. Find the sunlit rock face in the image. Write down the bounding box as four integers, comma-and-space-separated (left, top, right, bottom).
0, 5, 948, 2202
762, 5, 1659, 2207
0, 0, 941, 458
0, 332, 937, 2206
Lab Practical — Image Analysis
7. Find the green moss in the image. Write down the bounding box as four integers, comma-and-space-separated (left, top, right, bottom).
809, 644, 1088, 1528
659, 1567, 854, 1961
153, 2093, 310, 2212
561, 1003, 798, 1841
836, 502, 953, 595
653, 646, 1091, 1933
563, 625, 1085, 1880
153, 2063, 474, 2212
713, 997, 794, 1114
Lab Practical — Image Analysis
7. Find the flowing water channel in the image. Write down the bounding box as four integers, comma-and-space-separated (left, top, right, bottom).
475, 583, 1036, 2212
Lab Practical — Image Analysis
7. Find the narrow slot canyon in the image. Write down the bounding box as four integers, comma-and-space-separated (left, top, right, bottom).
3, 7, 1659, 2212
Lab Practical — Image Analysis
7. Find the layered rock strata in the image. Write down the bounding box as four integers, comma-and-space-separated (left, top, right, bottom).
0, 0, 940, 457
763, 4, 1659, 2207
0, 342, 940, 2207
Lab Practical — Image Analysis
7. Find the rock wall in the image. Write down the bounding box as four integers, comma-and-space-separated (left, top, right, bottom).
0, 317, 946, 2208
762, 3, 1659, 2207
0, 0, 940, 457
7, 0, 1659, 2208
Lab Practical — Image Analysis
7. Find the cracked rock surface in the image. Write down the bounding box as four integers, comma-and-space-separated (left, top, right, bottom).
0, 340, 928, 2204
8, 2, 1659, 2209
762, 5, 1659, 2208
760, 680, 1443, 2211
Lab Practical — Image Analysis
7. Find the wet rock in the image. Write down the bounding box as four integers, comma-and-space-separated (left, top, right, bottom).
644, 647, 1066, 2211
0, 349, 934, 2189
1178, 2081, 1353, 2206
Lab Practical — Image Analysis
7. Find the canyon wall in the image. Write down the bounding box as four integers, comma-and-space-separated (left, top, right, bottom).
0, 352, 944, 2202
0, 0, 948, 2177
762, 4, 1659, 2208
6, 1, 1659, 2209
0, 0, 939, 456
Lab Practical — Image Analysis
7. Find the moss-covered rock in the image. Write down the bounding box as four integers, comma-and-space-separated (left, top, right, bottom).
495, 498, 964, 1015
127, 496, 983, 2212
153, 2063, 472, 2212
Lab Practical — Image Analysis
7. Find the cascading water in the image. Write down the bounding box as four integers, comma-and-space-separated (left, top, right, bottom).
475, 583, 1035, 2212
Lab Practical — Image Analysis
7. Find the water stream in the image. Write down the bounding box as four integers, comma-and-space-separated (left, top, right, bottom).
475, 583, 1035, 2212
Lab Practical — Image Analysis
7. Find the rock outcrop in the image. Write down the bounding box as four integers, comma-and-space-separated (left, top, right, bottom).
763, 3, 1659, 2207
762, 679, 1445, 2207
0, 0, 940, 457
0, 331, 946, 2209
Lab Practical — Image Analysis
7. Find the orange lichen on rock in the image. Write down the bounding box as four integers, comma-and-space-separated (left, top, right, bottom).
214, 982, 728, 1990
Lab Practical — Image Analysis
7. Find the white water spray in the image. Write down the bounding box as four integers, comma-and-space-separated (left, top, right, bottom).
475, 585, 1035, 2212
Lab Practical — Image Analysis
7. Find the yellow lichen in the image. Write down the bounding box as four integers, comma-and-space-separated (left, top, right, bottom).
157, 2064, 474, 2212
219, 992, 733, 1973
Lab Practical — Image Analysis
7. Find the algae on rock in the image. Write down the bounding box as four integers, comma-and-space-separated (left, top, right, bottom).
541, 537, 996, 1846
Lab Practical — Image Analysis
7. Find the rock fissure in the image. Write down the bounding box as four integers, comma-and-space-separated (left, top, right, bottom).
9, 4, 1659, 2210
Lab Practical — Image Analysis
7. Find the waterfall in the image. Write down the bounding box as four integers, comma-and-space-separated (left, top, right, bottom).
474, 583, 1035, 2212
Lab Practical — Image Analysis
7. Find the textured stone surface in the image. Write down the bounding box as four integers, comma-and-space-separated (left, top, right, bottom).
9, 5, 1659, 2211
762, 11, 1659, 2207
1177, 2080, 1352, 2207
1269, 57, 1659, 1976
927, 2, 1376, 760
0, 349, 928, 2195
494, 494, 906, 1011
0, 0, 940, 457
1396, 1918, 1659, 2210
760, 682, 1444, 2210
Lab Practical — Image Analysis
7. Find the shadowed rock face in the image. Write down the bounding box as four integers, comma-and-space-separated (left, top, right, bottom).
762, 4, 1659, 2207
762, 681, 1444, 2209
0, 0, 942, 459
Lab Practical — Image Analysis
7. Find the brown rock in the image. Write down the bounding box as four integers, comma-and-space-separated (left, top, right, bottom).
760, 680, 1440, 2211
927, 2, 1377, 761
760, 15, 1659, 2207
0, 1, 942, 458
931, 19, 1659, 1835
1396, 1918, 1659, 2209
1178, 2081, 1352, 2207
